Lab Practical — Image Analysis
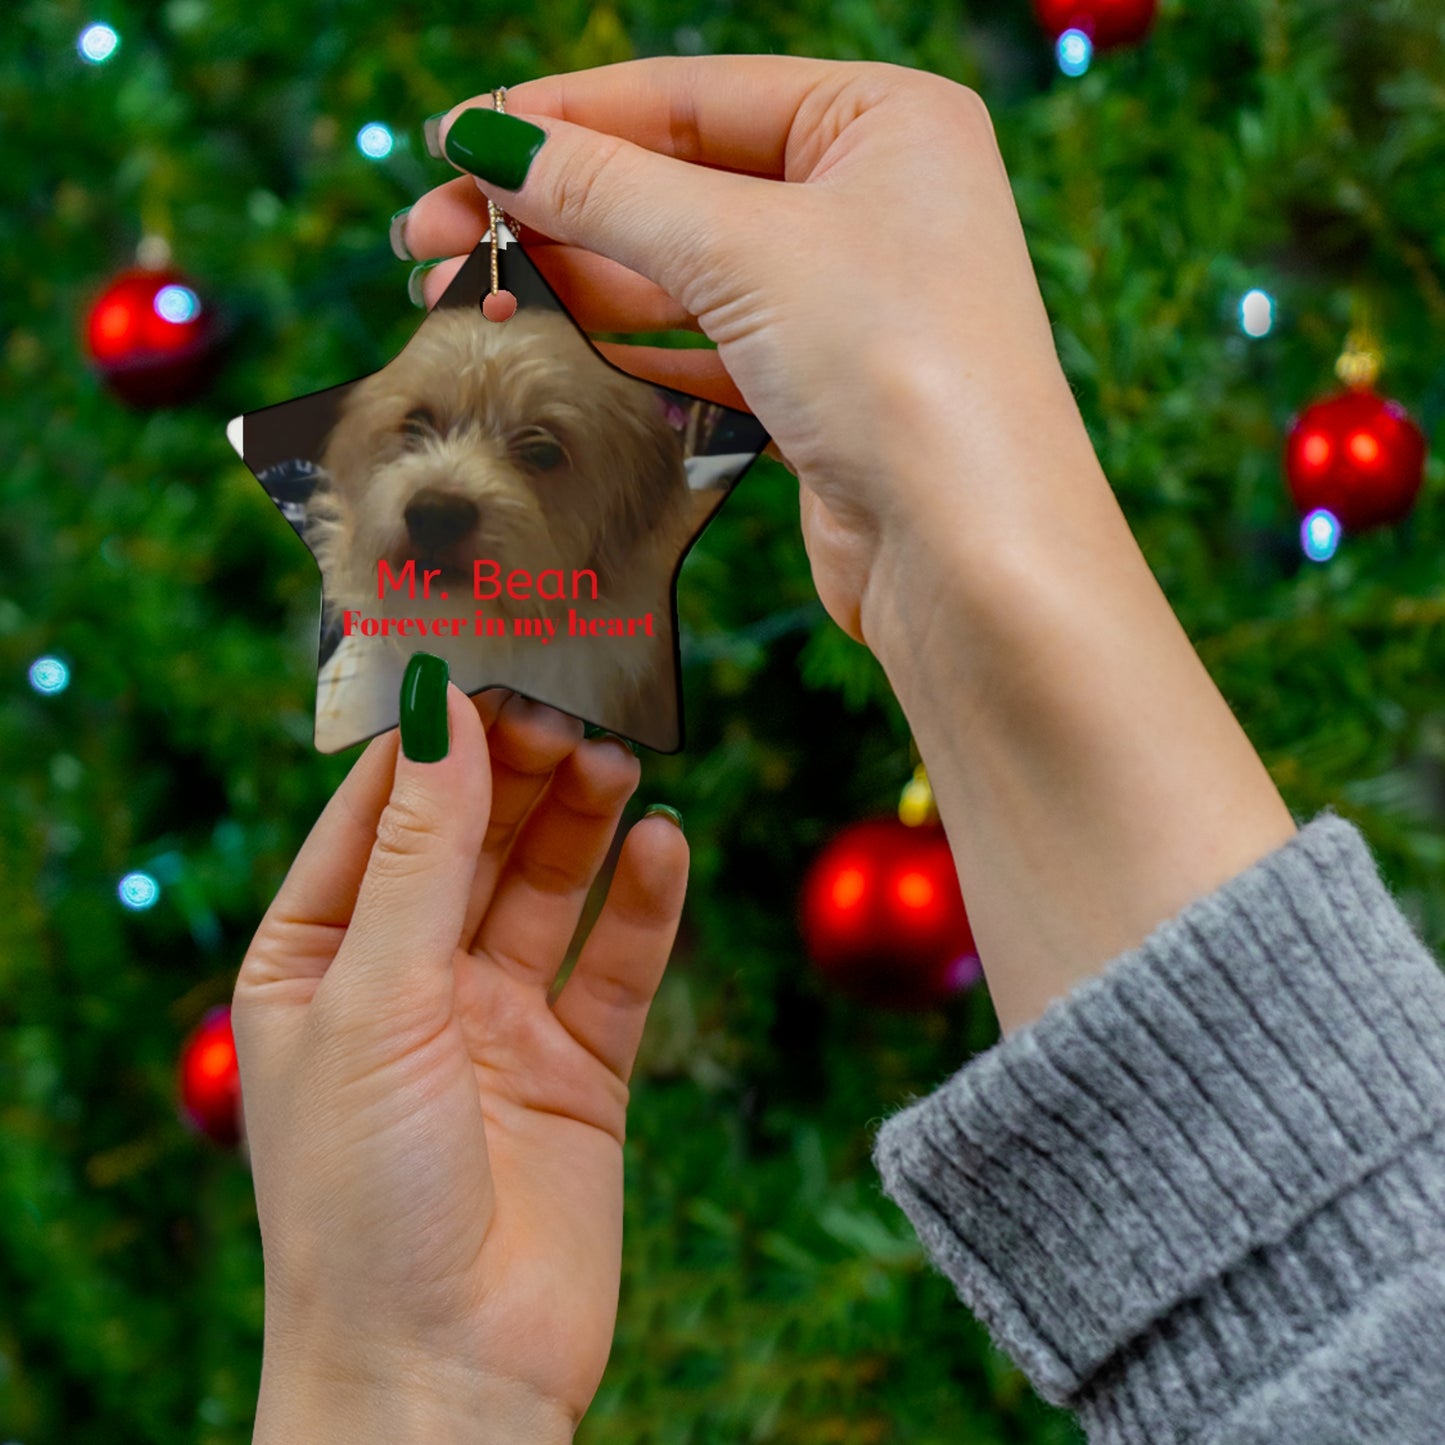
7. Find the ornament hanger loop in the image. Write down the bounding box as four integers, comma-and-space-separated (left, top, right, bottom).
481, 87, 520, 322
488, 91, 517, 269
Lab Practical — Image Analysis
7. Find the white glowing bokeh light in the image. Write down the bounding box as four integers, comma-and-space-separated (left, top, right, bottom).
1057, 29, 1093, 76
1301, 508, 1341, 563
1240, 288, 1275, 338
154, 284, 201, 324
78, 23, 120, 63
357, 123, 395, 159
118, 871, 161, 910
28, 657, 70, 694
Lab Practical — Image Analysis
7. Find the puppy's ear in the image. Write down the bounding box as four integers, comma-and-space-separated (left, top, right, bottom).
303, 465, 349, 614
302, 465, 341, 545
586, 382, 689, 584
318, 384, 383, 499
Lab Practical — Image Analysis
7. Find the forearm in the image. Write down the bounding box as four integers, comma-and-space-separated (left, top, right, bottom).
859, 372, 1297, 1034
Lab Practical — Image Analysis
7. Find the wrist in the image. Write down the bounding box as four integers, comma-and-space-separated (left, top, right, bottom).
856, 347, 1120, 682
254, 1341, 575, 1445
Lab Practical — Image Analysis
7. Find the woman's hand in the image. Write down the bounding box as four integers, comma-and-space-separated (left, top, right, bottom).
400, 58, 1295, 1036
400, 56, 1092, 648
234, 683, 687, 1443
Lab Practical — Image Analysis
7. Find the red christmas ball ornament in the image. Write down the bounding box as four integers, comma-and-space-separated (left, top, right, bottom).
1285, 388, 1427, 533
178, 1005, 243, 1147
85, 266, 220, 407
799, 817, 981, 1010
1033, 0, 1157, 50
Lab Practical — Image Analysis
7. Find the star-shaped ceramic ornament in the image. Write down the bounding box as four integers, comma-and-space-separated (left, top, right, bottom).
227, 225, 769, 754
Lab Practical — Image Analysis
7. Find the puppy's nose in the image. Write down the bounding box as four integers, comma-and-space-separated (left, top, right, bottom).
404, 490, 480, 551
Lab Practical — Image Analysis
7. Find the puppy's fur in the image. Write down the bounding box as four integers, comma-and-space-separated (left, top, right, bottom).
307, 307, 696, 749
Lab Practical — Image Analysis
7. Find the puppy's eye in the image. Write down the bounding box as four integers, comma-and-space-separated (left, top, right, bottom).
402, 407, 437, 441
516, 433, 566, 471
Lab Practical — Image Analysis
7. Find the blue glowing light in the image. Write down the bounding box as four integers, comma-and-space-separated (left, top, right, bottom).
1057, 28, 1093, 77
78, 23, 120, 63
357, 123, 395, 159
28, 657, 70, 695
1301, 508, 1341, 563
154, 284, 201, 324
118, 871, 161, 910
1240, 288, 1275, 338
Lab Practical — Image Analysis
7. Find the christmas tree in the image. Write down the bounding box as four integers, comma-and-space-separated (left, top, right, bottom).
3, 1, 1443, 1441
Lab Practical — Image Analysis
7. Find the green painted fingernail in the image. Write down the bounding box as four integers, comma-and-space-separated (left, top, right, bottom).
644, 803, 683, 832
423, 112, 447, 160
583, 722, 638, 754
443, 106, 546, 191
407, 260, 441, 308
389, 206, 413, 261
400, 652, 449, 762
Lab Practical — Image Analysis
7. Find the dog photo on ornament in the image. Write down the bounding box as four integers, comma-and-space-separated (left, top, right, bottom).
308, 303, 712, 752
232, 248, 767, 754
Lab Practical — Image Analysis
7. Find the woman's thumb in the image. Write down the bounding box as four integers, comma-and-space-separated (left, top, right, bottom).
323, 655, 490, 1023
437, 102, 761, 316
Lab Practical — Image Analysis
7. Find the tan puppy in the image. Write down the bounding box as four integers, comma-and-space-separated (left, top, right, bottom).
307, 306, 697, 752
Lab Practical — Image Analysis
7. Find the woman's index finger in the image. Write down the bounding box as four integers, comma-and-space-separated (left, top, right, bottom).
495, 54, 856, 178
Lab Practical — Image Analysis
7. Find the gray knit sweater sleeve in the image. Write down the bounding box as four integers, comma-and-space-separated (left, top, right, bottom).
871, 809, 1445, 1442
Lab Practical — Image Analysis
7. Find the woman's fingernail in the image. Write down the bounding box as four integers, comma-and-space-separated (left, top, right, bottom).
389, 206, 413, 261
407, 261, 441, 308
443, 106, 546, 191
423, 112, 447, 160
400, 652, 450, 762
585, 726, 638, 755
643, 803, 683, 833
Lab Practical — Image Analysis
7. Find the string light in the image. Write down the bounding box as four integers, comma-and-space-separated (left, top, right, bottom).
946, 952, 984, 992
153, 284, 201, 324
1057, 29, 1093, 76
78, 23, 119, 64
1240, 289, 1275, 338
356, 122, 394, 159
118, 872, 160, 910
28, 657, 70, 695
1301, 508, 1341, 563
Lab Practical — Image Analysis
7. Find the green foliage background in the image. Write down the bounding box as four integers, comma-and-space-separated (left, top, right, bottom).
3, 0, 1444, 1440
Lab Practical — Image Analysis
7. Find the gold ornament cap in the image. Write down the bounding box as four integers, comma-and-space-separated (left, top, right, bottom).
898, 764, 938, 827
1335, 321, 1382, 390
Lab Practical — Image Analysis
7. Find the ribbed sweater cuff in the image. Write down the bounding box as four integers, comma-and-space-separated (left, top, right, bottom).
871, 810, 1445, 1414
